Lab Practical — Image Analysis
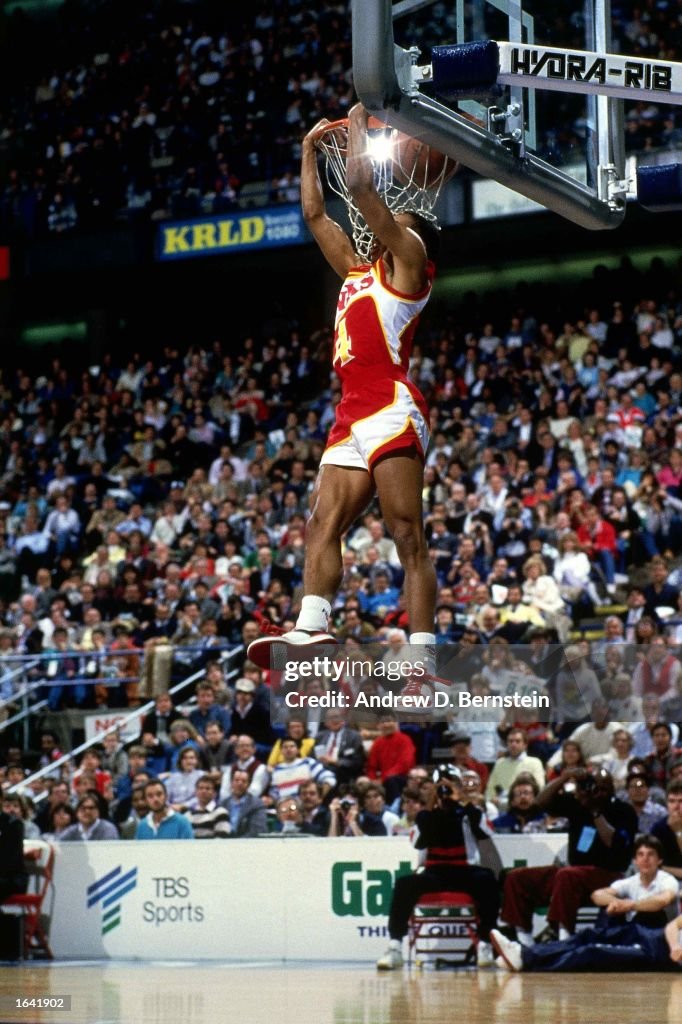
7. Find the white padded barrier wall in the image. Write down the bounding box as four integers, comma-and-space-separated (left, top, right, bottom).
49, 835, 567, 961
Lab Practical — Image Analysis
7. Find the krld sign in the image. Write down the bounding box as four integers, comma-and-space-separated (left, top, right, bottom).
157, 206, 307, 261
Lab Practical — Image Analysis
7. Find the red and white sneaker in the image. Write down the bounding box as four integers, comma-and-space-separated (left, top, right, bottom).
247, 628, 338, 670
394, 674, 437, 717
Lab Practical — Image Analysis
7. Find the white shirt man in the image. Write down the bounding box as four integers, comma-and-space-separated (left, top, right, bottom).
485, 730, 546, 805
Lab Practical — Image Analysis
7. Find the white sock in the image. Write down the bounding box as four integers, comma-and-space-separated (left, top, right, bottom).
517, 929, 534, 948
409, 632, 436, 647
389, 939, 402, 951
558, 927, 571, 941
296, 595, 332, 632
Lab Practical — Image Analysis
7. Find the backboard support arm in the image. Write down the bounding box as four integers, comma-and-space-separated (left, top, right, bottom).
352, 0, 627, 229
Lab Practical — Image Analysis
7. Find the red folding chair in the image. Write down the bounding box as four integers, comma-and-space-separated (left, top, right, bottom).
407, 891, 479, 969
1, 840, 55, 959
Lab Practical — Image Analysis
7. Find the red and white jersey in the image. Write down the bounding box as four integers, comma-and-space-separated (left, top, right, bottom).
332, 259, 434, 393
321, 258, 433, 471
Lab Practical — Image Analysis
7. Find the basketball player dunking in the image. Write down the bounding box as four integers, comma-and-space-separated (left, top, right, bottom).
248, 103, 441, 697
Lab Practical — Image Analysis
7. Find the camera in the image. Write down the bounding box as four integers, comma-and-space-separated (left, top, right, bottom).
432, 764, 462, 799
340, 798, 356, 814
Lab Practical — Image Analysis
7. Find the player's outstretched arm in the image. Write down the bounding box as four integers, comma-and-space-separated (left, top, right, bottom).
346, 103, 426, 280
301, 119, 356, 279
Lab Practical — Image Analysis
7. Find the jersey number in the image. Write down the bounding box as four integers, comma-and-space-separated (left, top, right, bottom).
334, 319, 354, 366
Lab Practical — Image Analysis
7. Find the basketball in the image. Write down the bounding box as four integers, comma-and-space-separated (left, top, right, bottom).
391, 130, 459, 189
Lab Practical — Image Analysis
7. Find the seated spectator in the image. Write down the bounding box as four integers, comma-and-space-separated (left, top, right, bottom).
442, 726, 490, 788
498, 582, 546, 641
365, 713, 417, 804
114, 746, 157, 802
71, 747, 112, 798
590, 728, 635, 790
274, 797, 306, 834
392, 786, 425, 837
59, 795, 119, 841
552, 532, 597, 611
163, 747, 205, 811
552, 645, 602, 740
186, 775, 231, 839
501, 704, 557, 764
229, 677, 274, 756
644, 722, 682, 791
630, 694, 681, 758
298, 780, 330, 836
576, 504, 619, 596
166, 719, 203, 770
459, 769, 499, 825
312, 709, 366, 787
632, 637, 682, 701
493, 775, 548, 834
188, 681, 232, 740
592, 620, 628, 677
485, 728, 546, 810
356, 783, 400, 836
34, 780, 71, 833
651, 780, 682, 883
41, 801, 76, 842
561, 699, 624, 761
642, 557, 679, 619
269, 738, 335, 804
135, 779, 193, 840
607, 672, 643, 723
223, 768, 267, 838
480, 637, 521, 694
327, 793, 363, 837
456, 674, 505, 766
202, 721, 232, 772
267, 715, 316, 767
100, 730, 129, 789
139, 691, 183, 746
118, 784, 149, 840
492, 835, 680, 972
3, 793, 40, 839
499, 768, 637, 946
218, 734, 270, 801
521, 555, 570, 641
623, 772, 667, 833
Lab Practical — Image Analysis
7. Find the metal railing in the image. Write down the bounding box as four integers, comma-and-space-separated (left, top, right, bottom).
4, 642, 245, 797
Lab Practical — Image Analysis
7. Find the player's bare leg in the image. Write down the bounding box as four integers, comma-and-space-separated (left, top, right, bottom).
247, 464, 374, 667
373, 453, 436, 635
373, 452, 445, 714
302, 464, 375, 604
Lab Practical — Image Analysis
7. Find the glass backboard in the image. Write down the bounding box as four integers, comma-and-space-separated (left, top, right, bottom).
353, 0, 628, 228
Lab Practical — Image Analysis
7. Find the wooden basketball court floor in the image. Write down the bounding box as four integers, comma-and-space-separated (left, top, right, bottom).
0, 962, 681, 1024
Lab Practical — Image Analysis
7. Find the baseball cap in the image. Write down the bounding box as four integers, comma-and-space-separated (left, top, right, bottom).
444, 726, 472, 744
235, 678, 256, 693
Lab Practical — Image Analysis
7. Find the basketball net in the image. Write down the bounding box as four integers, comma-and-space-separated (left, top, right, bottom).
313, 120, 449, 262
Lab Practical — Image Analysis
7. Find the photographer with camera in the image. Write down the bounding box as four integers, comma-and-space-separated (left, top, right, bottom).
376, 765, 500, 971
328, 784, 399, 837
499, 766, 638, 946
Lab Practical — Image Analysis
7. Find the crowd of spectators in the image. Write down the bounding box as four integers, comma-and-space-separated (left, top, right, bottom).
0, 244, 678, 853
0, 255, 678, 725
1, 0, 682, 238
3, 696, 682, 853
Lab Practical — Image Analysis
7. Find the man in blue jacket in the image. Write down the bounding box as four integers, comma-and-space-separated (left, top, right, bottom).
135, 780, 193, 840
